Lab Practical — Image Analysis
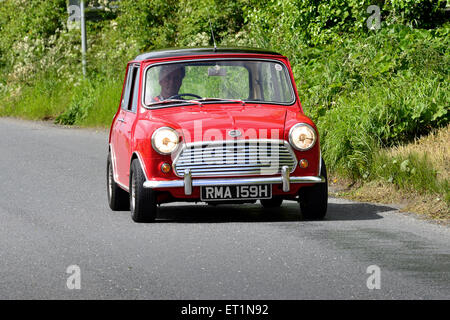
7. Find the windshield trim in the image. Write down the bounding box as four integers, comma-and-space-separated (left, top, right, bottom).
141, 58, 296, 109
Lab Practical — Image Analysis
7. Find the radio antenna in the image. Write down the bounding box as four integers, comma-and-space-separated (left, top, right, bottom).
209, 18, 217, 52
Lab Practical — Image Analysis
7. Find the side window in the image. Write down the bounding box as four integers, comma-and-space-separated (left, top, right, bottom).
121, 65, 133, 110
122, 65, 140, 112
130, 66, 140, 112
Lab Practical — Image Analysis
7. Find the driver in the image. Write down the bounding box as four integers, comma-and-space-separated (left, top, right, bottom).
151, 64, 186, 102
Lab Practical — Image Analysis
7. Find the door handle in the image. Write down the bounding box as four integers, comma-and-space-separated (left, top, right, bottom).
117, 118, 126, 123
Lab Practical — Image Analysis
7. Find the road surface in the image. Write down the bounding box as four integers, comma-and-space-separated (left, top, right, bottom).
0, 118, 448, 299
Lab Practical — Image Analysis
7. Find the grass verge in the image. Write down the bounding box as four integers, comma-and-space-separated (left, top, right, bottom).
331, 125, 449, 223
0, 76, 122, 127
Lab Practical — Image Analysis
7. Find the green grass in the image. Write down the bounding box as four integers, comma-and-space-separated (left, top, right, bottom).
335, 126, 450, 219
63, 77, 123, 127
81, 79, 123, 127
0, 77, 71, 120
372, 152, 449, 200
317, 74, 449, 179
0, 75, 123, 127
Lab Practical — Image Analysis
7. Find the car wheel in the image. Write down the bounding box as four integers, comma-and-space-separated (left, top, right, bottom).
299, 158, 328, 220
129, 159, 157, 222
260, 197, 283, 208
107, 153, 129, 211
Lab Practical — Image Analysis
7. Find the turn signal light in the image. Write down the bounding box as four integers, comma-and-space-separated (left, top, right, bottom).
299, 159, 309, 169
161, 163, 171, 173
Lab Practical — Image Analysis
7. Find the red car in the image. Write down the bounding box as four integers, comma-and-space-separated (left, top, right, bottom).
107, 48, 327, 222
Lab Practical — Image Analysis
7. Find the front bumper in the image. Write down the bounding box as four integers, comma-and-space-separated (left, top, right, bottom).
143, 166, 326, 196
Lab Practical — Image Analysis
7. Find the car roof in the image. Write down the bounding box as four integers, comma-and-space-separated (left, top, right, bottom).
134, 47, 283, 61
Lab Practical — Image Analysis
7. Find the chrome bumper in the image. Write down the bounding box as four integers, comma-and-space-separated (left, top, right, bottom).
143, 166, 325, 196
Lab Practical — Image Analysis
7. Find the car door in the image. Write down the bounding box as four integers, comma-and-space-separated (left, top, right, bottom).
111, 64, 132, 187
115, 64, 140, 188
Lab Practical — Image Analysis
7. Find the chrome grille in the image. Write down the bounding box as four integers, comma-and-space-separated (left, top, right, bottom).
173, 140, 297, 177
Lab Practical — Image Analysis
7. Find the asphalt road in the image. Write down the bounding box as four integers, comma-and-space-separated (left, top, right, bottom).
0, 117, 449, 300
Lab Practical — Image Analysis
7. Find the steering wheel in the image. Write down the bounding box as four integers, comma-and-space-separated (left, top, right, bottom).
168, 93, 202, 100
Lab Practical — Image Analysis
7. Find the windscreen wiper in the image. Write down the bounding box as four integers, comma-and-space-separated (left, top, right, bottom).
146, 99, 202, 107
195, 98, 246, 106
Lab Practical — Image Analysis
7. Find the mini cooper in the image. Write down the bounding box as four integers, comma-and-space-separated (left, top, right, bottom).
107, 47, 328, 222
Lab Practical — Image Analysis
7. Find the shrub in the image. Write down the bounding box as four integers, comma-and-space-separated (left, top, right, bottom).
318, 70, 449, 179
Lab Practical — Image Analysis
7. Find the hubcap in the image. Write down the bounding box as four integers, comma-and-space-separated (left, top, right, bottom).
131, 173, 136, 212
108, 163, 113, 199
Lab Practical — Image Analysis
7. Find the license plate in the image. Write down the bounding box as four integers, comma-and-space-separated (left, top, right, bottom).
201, 185, 272, 201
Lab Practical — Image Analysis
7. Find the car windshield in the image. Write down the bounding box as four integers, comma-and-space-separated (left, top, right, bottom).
144, 59, 295, 107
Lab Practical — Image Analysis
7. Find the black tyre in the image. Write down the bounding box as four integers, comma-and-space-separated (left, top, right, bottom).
107, 153, 129, 211
260, 197, 283, 208
299, 159, 328, 220
129, 159, 157, 222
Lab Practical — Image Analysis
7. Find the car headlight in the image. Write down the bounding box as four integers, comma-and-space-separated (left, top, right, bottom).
289, 123, 317, 151
151, 127, 179, 155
